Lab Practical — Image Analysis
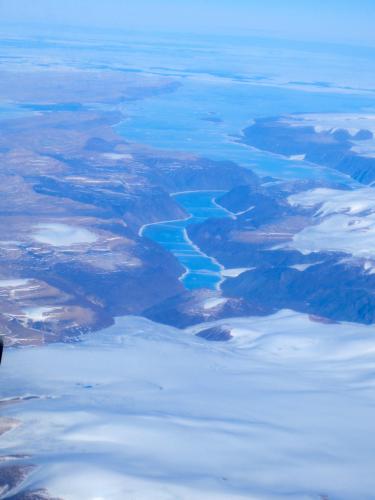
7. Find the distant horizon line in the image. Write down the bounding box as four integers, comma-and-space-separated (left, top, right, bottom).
1, 21, 375, 53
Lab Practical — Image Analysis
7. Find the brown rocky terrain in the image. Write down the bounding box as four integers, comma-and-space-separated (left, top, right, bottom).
0, 69, 255, 346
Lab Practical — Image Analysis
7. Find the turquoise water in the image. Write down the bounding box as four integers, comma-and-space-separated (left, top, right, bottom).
142, 191, 231, 290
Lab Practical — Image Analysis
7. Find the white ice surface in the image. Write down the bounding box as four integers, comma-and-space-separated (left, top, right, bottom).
21, 306, 61, 321
284, 113, 375, 136
0, 279, 31, 288
2, 311, 375, 499
101, 153, 133, 160
221, 268, 254, 278
289, 263, 319, 272
289, 154, 306, 161
288, 187, 375, 258
32, 223, 97, 247
202, 297, 227, 310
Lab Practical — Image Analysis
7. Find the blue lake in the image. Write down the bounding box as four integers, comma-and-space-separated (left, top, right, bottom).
141, 191, 231, 290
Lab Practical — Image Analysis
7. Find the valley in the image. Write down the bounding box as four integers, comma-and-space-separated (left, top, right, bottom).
2, 27, 375, 499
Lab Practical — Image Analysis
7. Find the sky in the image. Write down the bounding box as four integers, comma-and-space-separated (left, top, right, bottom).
1, 0, 375, 47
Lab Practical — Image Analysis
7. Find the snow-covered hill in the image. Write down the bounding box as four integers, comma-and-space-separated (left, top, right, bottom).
2, 311, 375, 499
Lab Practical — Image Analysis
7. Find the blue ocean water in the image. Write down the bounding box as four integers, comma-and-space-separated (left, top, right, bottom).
142, 191, 231, 290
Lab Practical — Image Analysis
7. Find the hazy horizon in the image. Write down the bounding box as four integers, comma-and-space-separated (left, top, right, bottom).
1, 0, 375, 48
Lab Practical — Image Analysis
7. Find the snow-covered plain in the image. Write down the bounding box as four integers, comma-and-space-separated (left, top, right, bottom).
2, 311, 375, 499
